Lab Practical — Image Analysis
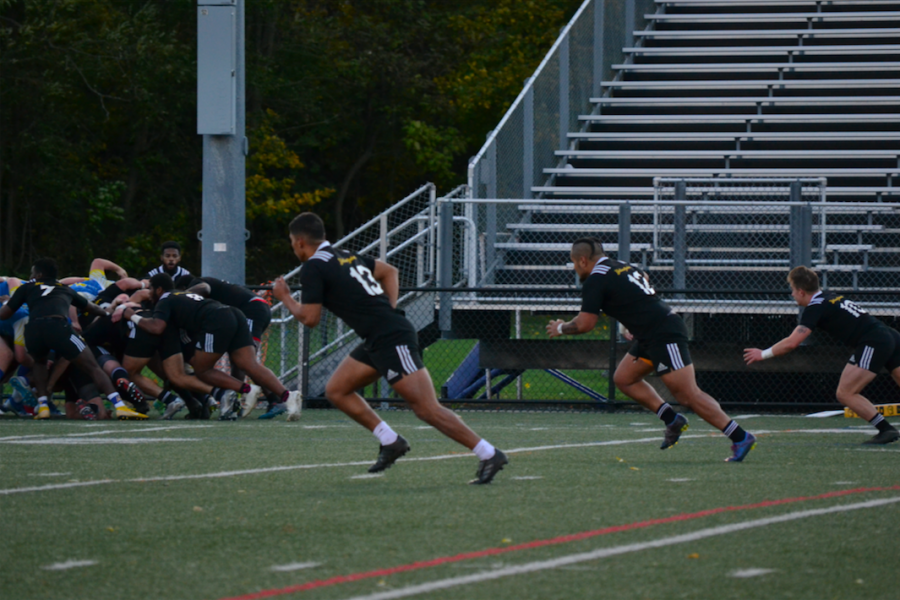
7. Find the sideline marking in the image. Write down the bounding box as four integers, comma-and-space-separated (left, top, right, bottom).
511, 476, 543, 481
730, 568, 776, 578
41, 560, 97, 571
0, 480, 115, 495
31, 472, 72, 477
350, 474, 384, 480
335, 497, 900, 600
0, 424, 212, 442
1, 437, 201, 445
0, 428, 886, 496
270, 562, 321, 573
216, 486, 900, 600
667, 478, 692, 483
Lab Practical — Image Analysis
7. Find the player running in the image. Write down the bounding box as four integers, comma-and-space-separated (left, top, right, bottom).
272, 212, 508, 484
546, 238, 756, 462
0, 258, 146, 420
744, 266, 900, 445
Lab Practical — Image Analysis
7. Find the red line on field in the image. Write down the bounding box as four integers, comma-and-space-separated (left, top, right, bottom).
220, 485, 900, 600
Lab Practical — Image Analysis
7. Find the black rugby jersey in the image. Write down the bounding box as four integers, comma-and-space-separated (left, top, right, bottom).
579, 258, 673, 340
189, 276, 258, 309
798, 290, 883, 346
152, 291, 225, 336
145, 265, 191, 280
6, 279, 88, 319
299, 241, 411, 340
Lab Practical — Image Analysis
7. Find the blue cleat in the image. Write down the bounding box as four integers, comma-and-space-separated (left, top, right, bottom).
258, 403, 287, 420
3, 396, 30, 416
725, 432, 757, 463
9, 376, 36, 408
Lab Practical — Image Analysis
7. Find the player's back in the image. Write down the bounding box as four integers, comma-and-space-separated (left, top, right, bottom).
300, 243, 412, 341
192, 276, 256, 308
7, 280, 81, 319
153, 291, 225, 335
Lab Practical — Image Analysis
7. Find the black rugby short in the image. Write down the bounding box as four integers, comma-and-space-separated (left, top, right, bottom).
24, 317, 87, 362
848, 326, 900, 373
350, 330, 425, 385
627, 313, 693, 374
194, 307, 254, 355
240, 299, 271, 343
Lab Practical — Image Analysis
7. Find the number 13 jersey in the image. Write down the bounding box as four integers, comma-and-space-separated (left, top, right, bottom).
579, 257, 675, 340
798, 290, 884, 347
299, 241, 414, 341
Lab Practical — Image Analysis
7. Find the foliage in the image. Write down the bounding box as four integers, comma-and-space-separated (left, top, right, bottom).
1, 0, 583, 282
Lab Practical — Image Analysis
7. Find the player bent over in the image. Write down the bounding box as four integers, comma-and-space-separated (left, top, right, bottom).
272, 212, 508, 484
0, 258, 146, 420
744, 266, 900, 445
546, 238, 756, 462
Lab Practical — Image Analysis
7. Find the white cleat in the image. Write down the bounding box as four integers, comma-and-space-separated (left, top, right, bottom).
240, 385, 263, 418
285, 391, 302, 422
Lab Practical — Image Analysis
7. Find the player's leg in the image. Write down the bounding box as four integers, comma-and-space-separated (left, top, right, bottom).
612, 353, 664, 412
70, 345, 145, 420
324, 353, 384, 430
392, 370, 480, 449
837, 364, 898, 444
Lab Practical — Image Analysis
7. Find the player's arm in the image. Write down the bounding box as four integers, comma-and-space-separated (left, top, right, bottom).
743, 325, 812, 365
90, 258, 128, 279
60, 276, 87, 285
272, 277, 321, 327
546, 312, 600, 338
80, 301, 110, 321
0, 284, 28, 320
120, 306, 167, 335
372, 260, 399, 308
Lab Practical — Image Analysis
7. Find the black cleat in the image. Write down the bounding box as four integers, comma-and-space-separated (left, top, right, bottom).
469, 449, 509, 485
116, 378, 149, 414
661, 413, 689, 450
368, 436, 410, 473
863, 429, 900, 445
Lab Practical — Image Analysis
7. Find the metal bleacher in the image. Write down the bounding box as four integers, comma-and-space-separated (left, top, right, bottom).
490, 0, 900, 295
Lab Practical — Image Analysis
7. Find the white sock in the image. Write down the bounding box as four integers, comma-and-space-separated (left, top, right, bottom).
473, 439, 496, 460
373, 421, 398, 446
37, 395, 48, 407
108, 392, 125, 408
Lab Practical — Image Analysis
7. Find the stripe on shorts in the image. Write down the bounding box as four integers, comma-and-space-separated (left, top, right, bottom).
205, 333, 214, 353
666, 343, 684, 370
70, 335, 85, 353
860, 345, 874, 370
396, 345, 418, 375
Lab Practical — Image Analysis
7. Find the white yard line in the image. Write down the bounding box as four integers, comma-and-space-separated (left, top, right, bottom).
1, 480, 115, 495
730, 568, 776, 578
270, 562, 321, 572
2, 437, 202, 445
0, 424, 212, 442
335, 496, 900, 600
0, 428, 884, 496
41, 560, 97, 571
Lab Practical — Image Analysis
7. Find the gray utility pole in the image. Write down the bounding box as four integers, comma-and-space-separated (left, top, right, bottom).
197, 0, 246, 284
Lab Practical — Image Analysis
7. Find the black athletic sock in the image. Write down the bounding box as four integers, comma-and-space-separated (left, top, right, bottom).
211, 387, 225, 402
265, 391, 282, 405
723, 420, 747, 444
159, 390, 178, 406
869, 413, 894, 433
111, 367, 129, 382
656, 403, 678, 426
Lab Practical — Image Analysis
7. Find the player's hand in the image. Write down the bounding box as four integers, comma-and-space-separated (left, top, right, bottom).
111, 306, 126, 323
273, 277, 291, 302
116, 268, 128, 279
621, 328, 634, 341
743, 348, 763, 365
546, 319, 565, 338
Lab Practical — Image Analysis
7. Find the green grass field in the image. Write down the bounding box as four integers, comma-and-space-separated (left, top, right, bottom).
3, 410, 897, 600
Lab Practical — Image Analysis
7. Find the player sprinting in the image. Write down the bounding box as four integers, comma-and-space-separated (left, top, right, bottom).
0, 258, 146, 420
546, 238, 756, 462
744, 266, 900, 445
272, 212, 508, 484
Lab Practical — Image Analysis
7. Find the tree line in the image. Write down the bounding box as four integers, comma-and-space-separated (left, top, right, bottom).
0, 0, 581, 282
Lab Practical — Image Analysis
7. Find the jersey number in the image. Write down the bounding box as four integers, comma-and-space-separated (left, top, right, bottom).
840, 299, 866, 318
185, 293, 205, 302
627, 271, 655, 295
40, 285, 54, 297
349, 265, 384, 296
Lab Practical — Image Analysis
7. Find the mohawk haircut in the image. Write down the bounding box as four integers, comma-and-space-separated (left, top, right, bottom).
571, 237, 606, 261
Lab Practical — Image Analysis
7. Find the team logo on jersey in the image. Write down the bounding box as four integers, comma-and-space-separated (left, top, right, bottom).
657, 363, 669, 372
615, 266, 632, 275
338, 256, 358, 266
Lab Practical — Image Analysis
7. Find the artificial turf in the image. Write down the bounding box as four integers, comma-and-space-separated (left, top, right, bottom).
1, 410, 898, 600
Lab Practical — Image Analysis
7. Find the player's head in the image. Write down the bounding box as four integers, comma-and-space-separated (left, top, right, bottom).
173, 275, 194, 291
149, 272, 174, 303
570, 238, 606, 282
31, 257, 58, 281
160, 241, 182, 268
288, 212, 327, 262
787, 266, 820, 307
